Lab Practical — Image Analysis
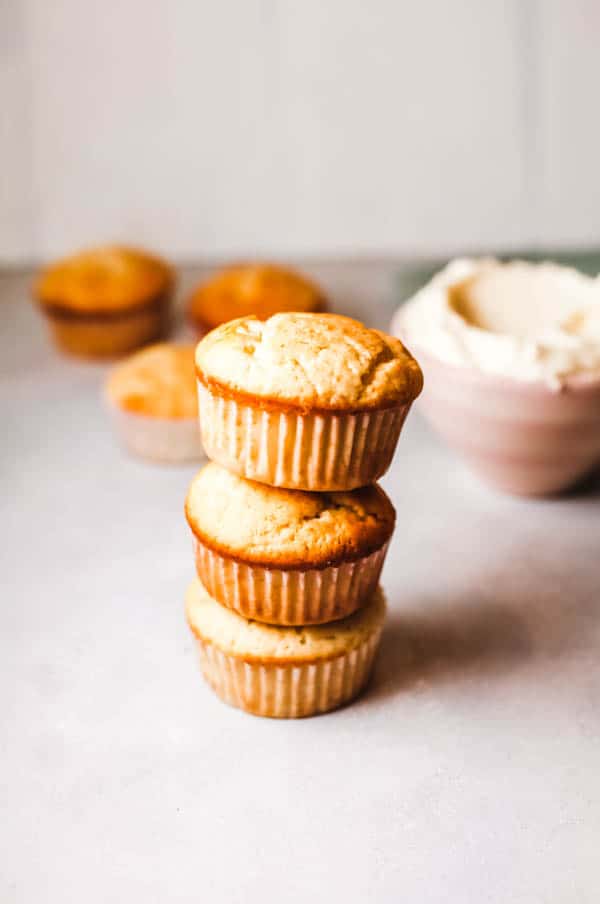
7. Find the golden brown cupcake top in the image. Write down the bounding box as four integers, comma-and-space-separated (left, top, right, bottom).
188, 263, 324, 330
35, 245, 173, 315
106, 343, 197, 418
196, 312, 423, 412
185, 462, 395, 568
186, 578, 386, 664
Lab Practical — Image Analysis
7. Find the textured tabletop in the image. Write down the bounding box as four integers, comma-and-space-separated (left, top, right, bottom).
2, 263, 599, 903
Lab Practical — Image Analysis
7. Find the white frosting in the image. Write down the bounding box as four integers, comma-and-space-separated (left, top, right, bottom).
394, 258, 600, 385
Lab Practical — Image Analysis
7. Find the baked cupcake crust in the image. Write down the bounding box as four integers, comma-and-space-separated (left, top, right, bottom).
105, 343, 197, 418
196, 313, 423, 413
185, 578, 386, 665
188, 263, 325, 330
35, 245, 173, 316
185, 462, 395, 569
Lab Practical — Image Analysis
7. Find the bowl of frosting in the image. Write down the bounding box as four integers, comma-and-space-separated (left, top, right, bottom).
391, 258, 600, 496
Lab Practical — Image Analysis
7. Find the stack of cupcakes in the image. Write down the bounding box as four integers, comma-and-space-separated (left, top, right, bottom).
184, 312, 423, 718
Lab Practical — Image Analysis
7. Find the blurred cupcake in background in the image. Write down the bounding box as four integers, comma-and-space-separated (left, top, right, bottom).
34, 245, 174, 358
187, 263, 325, 335
392, 258, 600, 496
105, 343, 204, 463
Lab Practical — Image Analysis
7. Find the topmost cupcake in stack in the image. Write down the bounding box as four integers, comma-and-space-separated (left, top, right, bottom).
186, 312, 422, 718
195, 312, 423, 491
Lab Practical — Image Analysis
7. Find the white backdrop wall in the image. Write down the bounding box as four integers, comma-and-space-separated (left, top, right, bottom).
1, 0, 599, 264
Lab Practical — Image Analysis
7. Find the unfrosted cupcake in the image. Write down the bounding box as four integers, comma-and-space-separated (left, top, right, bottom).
188, 263, 325, 335
185, 578, 386, 718
195, 312, 423, 490
106, 343, 203, 463
34, 245, 173, 358
185, 462, 394, 625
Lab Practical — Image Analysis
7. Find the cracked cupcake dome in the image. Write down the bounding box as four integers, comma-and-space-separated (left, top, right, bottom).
185, 462, 395, 624
195, 312, 423, 490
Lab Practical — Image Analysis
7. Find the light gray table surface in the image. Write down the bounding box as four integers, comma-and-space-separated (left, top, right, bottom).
2, 263, 599, 903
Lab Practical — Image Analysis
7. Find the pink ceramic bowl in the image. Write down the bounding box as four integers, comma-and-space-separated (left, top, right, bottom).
402, 344, 600, 496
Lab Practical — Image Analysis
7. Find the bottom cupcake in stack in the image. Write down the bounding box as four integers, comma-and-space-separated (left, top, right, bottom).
184, 462, 395, 717
185, 579, 386, 718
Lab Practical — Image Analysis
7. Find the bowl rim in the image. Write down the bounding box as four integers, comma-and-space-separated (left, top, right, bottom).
394, 331, 600, 397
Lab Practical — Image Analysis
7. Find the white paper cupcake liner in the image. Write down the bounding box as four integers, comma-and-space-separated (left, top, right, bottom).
109, 404, 205, 463
197, 381, 409, 490
195, 629, 382, 718
194, 538, 389, 625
